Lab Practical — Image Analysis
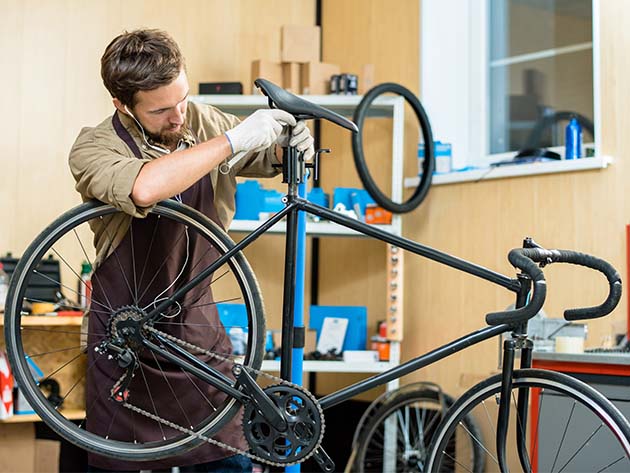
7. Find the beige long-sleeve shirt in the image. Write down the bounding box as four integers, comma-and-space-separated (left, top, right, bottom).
69, 101, 279, 262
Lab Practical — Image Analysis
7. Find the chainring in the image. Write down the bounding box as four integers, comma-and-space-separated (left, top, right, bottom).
243, 384, 324, 465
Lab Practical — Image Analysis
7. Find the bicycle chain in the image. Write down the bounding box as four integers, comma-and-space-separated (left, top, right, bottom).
114, 325, 325, 468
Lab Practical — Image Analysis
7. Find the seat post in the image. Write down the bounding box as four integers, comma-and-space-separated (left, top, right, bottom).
281, 141, 306, 198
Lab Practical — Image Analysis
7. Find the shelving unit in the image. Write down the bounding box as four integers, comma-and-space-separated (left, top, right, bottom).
0, 409, 85, 424
191, 93, 405, 385
0, 314, 85, 437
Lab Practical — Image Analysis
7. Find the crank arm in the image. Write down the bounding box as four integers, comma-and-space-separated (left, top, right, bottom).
233, 365, 287, 432
312, 446, 335, 472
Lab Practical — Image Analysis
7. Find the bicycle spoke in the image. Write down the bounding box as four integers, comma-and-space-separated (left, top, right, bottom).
137, 215, 161, 299
137, 362, 167, 440
136, 227, 188, 304
100, 217, 138, 305
551, 400, 577, 472
50, 246, 99, 309
441, 450, 474, 473
104, 404, 122, 440
557, 424, 603, 473
30, 270, 104, 314
25, 345, 84, 358
150, 350, 193, 429
597, 456, 626, 472
73, 224, 113, 311
21, 327, 106, 337
39, 351, 86, 383
59, 355, 98, 407
181, 368, 217, 411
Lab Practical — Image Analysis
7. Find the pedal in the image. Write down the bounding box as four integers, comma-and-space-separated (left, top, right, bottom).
312, 446, 335, 472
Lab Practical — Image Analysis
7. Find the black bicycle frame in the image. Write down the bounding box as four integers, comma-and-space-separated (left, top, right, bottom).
140, 146, 530, 409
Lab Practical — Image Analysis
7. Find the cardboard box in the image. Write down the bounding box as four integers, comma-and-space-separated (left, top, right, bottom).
282, 62, 301, 93
281, 25, 321, 63
250, 60, 283, 93
0, 423, 36, 472
301, 62, 340, 95
0, 424, 60, 473
34, 439, 61, 473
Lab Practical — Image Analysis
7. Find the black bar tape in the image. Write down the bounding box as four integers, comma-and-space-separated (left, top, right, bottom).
485, 249, 547, 326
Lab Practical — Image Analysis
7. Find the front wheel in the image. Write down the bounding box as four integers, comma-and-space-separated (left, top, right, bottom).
4, 199, 266, 461
425, 369, 630, 472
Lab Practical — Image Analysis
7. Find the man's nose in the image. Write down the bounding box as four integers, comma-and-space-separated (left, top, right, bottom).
170, 107, 185, 125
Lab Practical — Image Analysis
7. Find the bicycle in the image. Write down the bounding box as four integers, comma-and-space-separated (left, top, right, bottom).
4, 78, 630, 472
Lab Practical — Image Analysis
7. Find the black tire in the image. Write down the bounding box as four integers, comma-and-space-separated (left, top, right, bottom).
4, 199, 265, 461
352, 83, 435, 214
354, 387, 484, 472
426, 369, 630, 472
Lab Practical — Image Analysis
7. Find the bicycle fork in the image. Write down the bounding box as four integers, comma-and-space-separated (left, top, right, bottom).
497, 273, 535, 473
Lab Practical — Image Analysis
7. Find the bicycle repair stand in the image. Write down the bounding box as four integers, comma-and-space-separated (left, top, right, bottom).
276, 145, 330, 473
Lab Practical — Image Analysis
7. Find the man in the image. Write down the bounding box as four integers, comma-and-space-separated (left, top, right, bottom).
69, 29, 314, 472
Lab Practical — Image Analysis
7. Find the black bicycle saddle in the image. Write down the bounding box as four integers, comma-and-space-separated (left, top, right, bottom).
254, 78, 359, 133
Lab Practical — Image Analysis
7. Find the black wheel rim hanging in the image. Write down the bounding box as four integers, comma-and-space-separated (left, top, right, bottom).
352, 82, 435, 214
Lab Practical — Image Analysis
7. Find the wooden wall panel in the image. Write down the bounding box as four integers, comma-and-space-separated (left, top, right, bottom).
0, 0, 316, 324
0, 0, 315, 247
319, 0, 420, 398
320, 0, 630, 400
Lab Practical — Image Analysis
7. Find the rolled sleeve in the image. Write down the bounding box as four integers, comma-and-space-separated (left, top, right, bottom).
69, 127, 153, 217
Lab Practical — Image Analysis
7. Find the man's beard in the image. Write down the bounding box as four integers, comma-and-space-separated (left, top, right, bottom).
145, 126, 187, 148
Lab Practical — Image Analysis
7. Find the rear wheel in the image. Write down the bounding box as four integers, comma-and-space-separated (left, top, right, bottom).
4, 199, 265, 461
426, 369, 630, 472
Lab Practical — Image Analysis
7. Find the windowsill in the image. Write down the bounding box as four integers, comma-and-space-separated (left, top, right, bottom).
404, 155, 612, 188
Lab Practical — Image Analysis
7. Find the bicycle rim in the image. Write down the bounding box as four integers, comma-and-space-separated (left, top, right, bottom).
4, 200, 265, 460
426, 369, 630, 472
355, 388, 484, 472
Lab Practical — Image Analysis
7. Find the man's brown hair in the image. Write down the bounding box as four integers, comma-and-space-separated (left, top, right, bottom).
101, 29, 184, 107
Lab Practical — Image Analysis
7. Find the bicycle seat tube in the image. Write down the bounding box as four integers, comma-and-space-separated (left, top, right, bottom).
278, 138, 305, 380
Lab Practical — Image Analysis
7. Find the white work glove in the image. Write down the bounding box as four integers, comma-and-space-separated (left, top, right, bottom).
277, 120, 315, 161
225, 109, 296, 154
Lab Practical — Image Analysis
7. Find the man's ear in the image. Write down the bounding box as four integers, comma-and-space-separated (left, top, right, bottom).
113, 98, 129, 115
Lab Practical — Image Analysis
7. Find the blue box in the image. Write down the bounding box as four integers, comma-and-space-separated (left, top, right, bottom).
309, 305, 367, 352
234, 180, 284, 220
217, 303, 248, 330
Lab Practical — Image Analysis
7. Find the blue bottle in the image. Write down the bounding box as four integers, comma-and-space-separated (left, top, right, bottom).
565, 117, 582, 159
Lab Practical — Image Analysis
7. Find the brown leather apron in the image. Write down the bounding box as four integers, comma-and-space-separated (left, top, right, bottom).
85, 114, 246, 470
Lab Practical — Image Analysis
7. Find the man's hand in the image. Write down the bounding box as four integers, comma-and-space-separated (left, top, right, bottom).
225, 109, 296, 154
277, 120, 315, 161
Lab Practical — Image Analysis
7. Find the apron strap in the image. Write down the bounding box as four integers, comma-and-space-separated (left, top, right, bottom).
112, 112, 143, 159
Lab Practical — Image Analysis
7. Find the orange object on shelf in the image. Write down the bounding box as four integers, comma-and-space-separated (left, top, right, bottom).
370, 338, 390, 361
365, 205, 392, 225
56, 311, 84, 317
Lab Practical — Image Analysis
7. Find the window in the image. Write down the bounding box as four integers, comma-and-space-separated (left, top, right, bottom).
421, 0, 600, 171
489, 0, 593, 154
